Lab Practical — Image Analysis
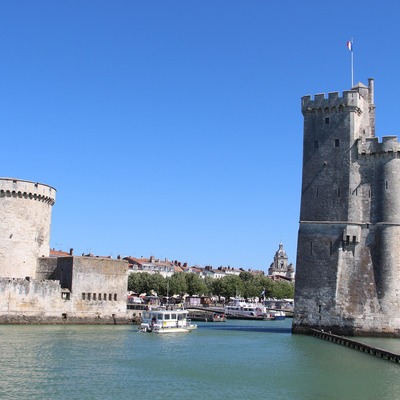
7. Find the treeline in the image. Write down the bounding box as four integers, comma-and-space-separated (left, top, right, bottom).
128, 271, 294, 300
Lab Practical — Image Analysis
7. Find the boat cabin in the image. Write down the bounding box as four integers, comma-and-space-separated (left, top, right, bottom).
139, 304, 198, 333
141, 307, 191, 331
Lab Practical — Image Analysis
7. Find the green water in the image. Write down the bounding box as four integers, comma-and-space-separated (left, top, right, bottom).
0, 319, 399, 400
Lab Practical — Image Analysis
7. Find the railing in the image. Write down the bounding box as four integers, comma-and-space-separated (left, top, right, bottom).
310, 329, 400, 363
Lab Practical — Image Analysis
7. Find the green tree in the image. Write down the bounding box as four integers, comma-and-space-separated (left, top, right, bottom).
269, 280, 294, 299
127, 273, 140, 292
203, 276, 214, 296
128, 272, 166, 296
128, 272, 153, 294
257, 276, 275, 299
149, 273, 166, 296
167, 273, 188, 296
139, 273, 156, 295
240, 272, 268, 299
185, 273, 207, 296
220, 275, 244, 299
239, 271, 253, 282
210, 278, 224, 300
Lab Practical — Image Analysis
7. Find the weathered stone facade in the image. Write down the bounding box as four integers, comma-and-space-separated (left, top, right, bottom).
293, 79, 400, 337
0, 178, 55, 279
0, 177, 132, 324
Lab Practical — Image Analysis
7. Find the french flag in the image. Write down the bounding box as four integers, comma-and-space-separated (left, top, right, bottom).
347, 41, 353, 51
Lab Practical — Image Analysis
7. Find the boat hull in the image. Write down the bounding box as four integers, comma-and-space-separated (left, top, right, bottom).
225, 314, 264, 320
188, 312, 226, 322
154, 327, 191, 334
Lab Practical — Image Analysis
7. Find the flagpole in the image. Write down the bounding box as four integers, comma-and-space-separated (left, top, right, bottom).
351, 39, 354, 87
347, 38, 354, 88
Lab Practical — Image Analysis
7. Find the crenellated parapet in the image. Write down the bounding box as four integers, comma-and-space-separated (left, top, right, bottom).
0, 178, 56, 205
358, 136, 400, 156
302, 89, 365, 116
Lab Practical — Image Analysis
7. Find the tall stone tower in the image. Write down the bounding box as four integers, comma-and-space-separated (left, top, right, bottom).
0, 178, 56, 279
293, 79, 400, 337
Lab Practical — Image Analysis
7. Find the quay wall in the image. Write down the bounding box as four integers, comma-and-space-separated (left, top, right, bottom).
0, 255, 133, 324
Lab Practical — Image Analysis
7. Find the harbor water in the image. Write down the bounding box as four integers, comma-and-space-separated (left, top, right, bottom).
1, 318, 400, 400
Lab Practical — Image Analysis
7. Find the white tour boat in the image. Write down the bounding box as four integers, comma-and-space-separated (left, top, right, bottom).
224, 298, 265, 320
138, 306, 197, 333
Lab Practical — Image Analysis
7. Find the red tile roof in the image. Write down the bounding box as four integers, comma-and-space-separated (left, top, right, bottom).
50, 249, 71, 257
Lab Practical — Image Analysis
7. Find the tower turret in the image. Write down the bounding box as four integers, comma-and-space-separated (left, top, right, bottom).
0, 178, 56, 279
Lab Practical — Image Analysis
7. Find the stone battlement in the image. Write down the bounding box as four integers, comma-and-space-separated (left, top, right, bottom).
302, 90, 364, 114
301, 80, 374, 116
0, 178, 56, 205
358, 136, 400, 155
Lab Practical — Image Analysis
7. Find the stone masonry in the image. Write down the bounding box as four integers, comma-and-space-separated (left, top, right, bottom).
0, 178, 55, 279
293, 79, 400, 337
0, 177, 132, 324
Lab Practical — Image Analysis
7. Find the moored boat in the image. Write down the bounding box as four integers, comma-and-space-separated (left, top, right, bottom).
224, 298, 265, 320
262, 299, 293, 318
210, 313, 226, 322
269, 310, 286, 320
138, 306, 197, 333
188, 311, 226, 322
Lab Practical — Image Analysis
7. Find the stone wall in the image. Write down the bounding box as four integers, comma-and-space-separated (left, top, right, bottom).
0, 277, 67, 323
68, 256, 129, 318
36, 257, 58, 280
0, 256, 133, 324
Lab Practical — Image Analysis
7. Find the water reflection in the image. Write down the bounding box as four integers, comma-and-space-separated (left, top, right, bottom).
1, 322, 400, 400
199, 323, 292, 333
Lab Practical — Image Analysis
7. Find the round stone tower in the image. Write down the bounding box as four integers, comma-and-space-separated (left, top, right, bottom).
0, 178, 56, 279
375, 158, 400, 314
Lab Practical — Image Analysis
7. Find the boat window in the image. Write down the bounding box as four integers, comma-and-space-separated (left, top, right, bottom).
143, 312, 150, 319
164, 314, 170, 320
157, 314, 163, 320
178, 314, 184, 320
171, 314, 177, 320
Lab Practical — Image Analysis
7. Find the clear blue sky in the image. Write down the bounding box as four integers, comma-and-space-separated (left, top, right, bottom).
1, 1, 399, 271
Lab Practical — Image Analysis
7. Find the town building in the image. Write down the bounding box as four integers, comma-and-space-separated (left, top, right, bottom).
293, 79, 400, 337
124, 255, 185, 277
